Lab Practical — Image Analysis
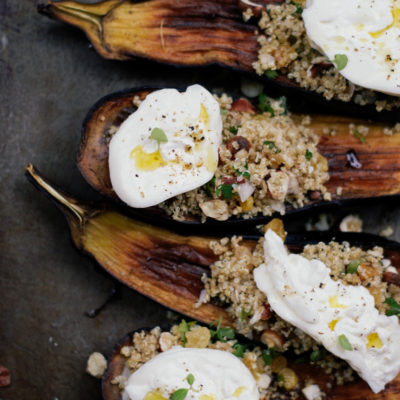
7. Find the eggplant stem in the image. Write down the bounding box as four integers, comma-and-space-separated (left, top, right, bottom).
25, 163, 86, 225
51, 3, 102, 33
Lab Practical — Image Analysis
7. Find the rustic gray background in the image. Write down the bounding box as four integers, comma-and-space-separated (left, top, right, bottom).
0, 1, 399, 399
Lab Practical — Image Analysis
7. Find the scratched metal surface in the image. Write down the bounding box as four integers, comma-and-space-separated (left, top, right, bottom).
0, 1, 399, 399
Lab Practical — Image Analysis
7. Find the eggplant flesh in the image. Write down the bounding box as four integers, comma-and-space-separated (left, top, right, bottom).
78, 87, 400, 228
26, 164, 400, 399
38, 0, 400, 121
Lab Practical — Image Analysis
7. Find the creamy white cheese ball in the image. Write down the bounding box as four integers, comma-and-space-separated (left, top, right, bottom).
303, 0, 400, 96
109, 85, 222, 208
124, 347, 259, 400
254, 230, 400, 393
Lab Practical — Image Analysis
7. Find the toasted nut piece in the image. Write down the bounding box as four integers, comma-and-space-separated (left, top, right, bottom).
264, 218, 286, 241
358, 262, 379, 282
227, 136, 251, 156
86, 352, 107, 379
260, 303, 273, 321
267, 171, 289, 201
260, 329, 285, 350
159, 332, 176, 352
257, 373, 272, 390
200, 200, 229, 221
240, 195, 254, 212
270, 356, 287, 373
185, 327, 211, 348
231, 98, 256, 113
383, 271, 400, 287
279, 368, 299, 390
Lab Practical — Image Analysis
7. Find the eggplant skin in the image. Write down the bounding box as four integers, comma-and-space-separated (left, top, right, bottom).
78, 87, 400, 226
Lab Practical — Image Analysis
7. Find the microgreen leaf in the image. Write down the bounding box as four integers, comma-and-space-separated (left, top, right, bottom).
258, 93, 275, 116
265, 69, 278, 79
151, 127, 168, 146
385, 297, 400, 317
236, 169, 251, 180
305, 149, 313, 160
221, 108, 228, 115
209, 317, 235, 342
333, 54, 348, 71
228, 125, 241, 135
178, 320, 196, 346
204, 175, 216, 196
352, 129, 366, 144
263, 141, 281, 154
216, 184, 233, 200
346, 259, 363, 274
186, 374, 195, 386
240, 307, 252, 321
338, 334, 353, 351
170, 388, 188, 400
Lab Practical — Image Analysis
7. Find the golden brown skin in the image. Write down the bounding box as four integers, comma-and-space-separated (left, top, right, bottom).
26, 164, 400, 400
78, 88, 400, 223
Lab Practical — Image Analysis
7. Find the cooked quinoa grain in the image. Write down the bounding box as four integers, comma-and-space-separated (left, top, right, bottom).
251, 2, 400, 111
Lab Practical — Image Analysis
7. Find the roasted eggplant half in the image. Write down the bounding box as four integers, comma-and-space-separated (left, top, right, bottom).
26, 165, 400, 399
38, 0, 400, 121
77, 87, 400, 228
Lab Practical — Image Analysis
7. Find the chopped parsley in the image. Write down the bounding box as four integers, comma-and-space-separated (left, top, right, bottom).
151, 127, 168, 146
220, 108, 228, 115
338, 334, 353, 351
264, 140, 282, 154
204, 175, 216, 196
305, 149, 313, 160
346, 259, 363, 274
258, 93, 275, 116
209, 316, 235, 342
265, 69, 278, 79
228, 125, 241, 135
333, 54, 348, 71
384, 297, 400, 317
291, 1, 303, 14
216, 183, 233, 200
352, 129, 366, 144
310, 349, 325, 362
233, 343, 249, 358
240, 307, 252, 321
262, 348, 278, 365
236, 166, 251, 180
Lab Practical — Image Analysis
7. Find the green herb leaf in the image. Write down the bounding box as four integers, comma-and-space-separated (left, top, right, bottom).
204, 175, 216, 196
228, 125, 241, 135
291, 1, 303, 14
277, 374, 284, 383
236, 169, 251, 180
240, 307, 252, 321
209, 317, 235, 342
338, 334, 353, 351
216, 184, 233, 200
170, 388, 189, 400
333, 54, 348, 71
310, 349, 324, 362
186, 374, 195, 386
352, 129, 366, 144
265, 69, 278, 79
221, 108, 228, 115
385, 297, 400, 317
178, 320, 196, 346
262, 349, 277, 365
233, 343, 249, 358
151, 127, 168, 146
305, 149, 313, 160
263, 141, 281, 154
258, 93, 275, 117
346, 259, 363, 274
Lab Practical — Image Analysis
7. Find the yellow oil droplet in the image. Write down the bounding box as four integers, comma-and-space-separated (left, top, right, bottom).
130, 146, 167, 171
328, 319, 338, 331
200, 103, 209, 128
233, 386, 246, 397
367, 332, 384, 349
199, 395, 216, 400
355, 23, 364, 32
206, 145, 218, 172
369, 8, 400, 38
144, 391, 168, 400
334, 35, 346, 43
329, 296, 347, 309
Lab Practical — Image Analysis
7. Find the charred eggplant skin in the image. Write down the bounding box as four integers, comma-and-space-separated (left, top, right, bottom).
77, 86, 400, 229
38, 0, 400, 121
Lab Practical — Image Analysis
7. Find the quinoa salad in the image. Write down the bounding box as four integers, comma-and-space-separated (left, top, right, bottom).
197, 220, 400, 389
245, 1, 400, 111
158, 95, 330, 222
110, 323, 326, 400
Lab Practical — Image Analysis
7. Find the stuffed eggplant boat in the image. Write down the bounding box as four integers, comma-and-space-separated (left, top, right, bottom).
27, 165, 400, 398
38, 0, 400, 120
78, 85, 400, 227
